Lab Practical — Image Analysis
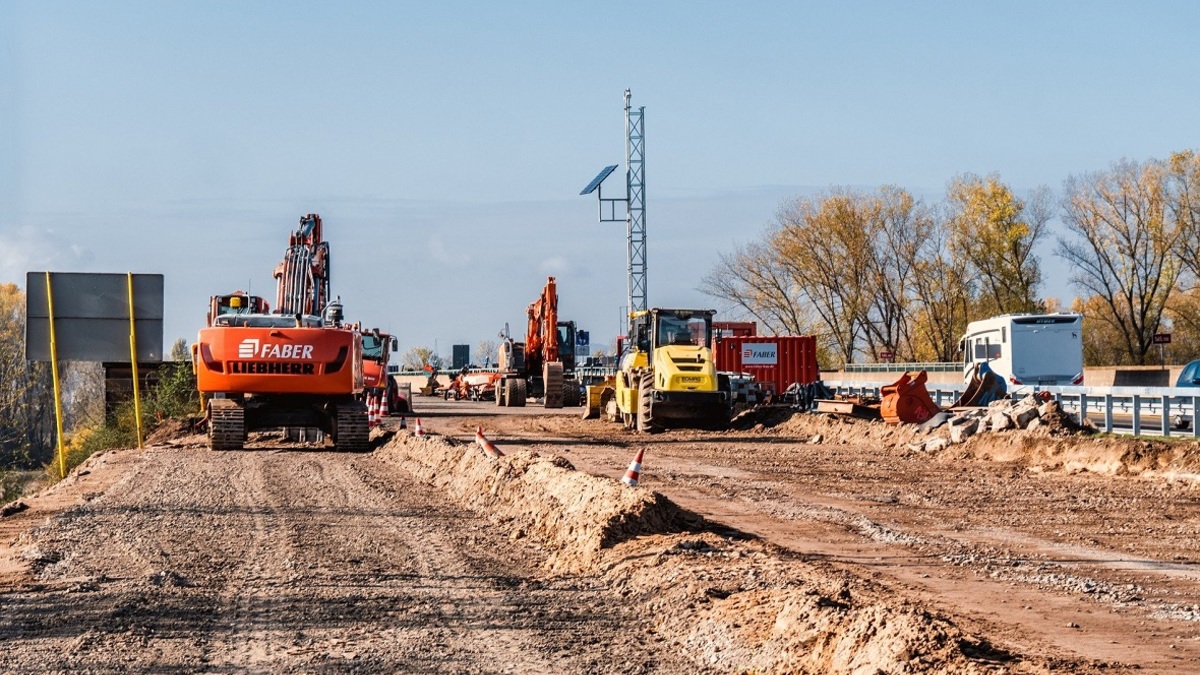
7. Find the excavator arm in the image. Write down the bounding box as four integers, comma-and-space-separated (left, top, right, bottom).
524, 276, 559, 376
273, 213, 331, 317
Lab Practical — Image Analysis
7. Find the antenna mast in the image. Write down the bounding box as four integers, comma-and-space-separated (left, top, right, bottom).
580, 89, 648, 315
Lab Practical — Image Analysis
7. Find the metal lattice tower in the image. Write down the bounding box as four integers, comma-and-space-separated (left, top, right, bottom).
580, 89, 648, 317
624, 89, 647, 313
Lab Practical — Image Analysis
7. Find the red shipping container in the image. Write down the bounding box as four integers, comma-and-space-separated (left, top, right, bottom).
713, 335, 819, 394
713, 321, 757, 340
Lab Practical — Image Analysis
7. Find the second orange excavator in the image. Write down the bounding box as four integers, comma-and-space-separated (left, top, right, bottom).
495, 276, 580, 408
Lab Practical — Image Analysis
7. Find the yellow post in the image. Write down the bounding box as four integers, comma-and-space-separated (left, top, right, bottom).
44, 273, 67, 479
127, 273, 144, 449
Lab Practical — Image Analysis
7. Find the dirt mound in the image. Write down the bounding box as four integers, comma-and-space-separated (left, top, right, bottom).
760, 408, 1200, 481
375, 431, 1077, 673
595, 532, 1033, 673
374, 434, 706, 573
145, 417, 202, 445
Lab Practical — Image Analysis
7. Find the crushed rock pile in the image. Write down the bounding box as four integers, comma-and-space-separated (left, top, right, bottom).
911, 394, 1090, 453
374, 431, 1078, 673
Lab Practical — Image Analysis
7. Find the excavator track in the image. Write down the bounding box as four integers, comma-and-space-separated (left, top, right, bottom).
209, 398, 245, 451
543, 362, 564, 409
334, 401, 370, 452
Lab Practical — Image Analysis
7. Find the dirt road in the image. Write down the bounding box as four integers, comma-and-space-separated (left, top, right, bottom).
1, 397, 1197, 673
0, 439, 692, 673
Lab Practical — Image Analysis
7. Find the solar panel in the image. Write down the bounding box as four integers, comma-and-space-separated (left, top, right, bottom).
580, 165, 619, 195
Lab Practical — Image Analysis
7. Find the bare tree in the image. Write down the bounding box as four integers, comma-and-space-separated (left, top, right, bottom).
475, 339, 497, 368
1058, 158, 1183, 364
772, 190, 876, 365
699, 237, 811, 335
906, 207, 973, 361
860, 186, 930, 361
946, 173, 1050, 316
400, 346, 438, 371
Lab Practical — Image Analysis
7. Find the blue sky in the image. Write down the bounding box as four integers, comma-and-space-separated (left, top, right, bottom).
3, 1, 1198, 360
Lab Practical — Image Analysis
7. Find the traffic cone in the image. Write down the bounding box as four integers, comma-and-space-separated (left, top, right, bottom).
414, 417, 426, 437
399, 415, 408, 430
369, 395, 379, 428
622, 448, 644, 487
475, 426, 504, 459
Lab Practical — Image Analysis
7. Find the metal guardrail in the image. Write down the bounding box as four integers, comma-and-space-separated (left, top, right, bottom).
824, 380, 1200, 439
389, 367, 499, 377
842, 361, 962, 373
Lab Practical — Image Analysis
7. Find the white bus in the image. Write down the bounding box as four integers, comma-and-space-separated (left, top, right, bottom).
960, 313, 1084, 386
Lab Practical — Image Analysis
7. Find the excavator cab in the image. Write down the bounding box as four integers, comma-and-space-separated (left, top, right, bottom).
207, 292, 270, 326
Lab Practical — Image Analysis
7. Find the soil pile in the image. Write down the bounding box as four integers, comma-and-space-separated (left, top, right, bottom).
377, 431, 1078, 673
374, 433, 704, 573
757, 405, 1200, 481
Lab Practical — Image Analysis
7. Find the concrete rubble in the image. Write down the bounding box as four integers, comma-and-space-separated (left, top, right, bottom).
910, 394, 1088, 451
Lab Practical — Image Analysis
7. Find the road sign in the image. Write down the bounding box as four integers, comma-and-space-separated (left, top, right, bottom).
880, 350, 894, 362
1153, 333, 1172, 345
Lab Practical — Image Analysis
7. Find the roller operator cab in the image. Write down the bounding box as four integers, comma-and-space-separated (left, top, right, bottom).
611, 308, 730, 433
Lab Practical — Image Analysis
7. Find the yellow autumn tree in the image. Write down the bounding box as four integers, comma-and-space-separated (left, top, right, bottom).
945, 173, 1050, 317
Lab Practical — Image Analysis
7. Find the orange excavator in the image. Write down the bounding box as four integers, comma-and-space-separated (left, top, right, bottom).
193, 213, 369, 451
495, 276, 580, 408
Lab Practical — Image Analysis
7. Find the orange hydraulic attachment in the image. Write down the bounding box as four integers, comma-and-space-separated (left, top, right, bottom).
524, 276, 559, 377
880, 370, 942, 425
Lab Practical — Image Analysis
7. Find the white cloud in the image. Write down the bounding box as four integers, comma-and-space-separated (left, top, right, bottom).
0, 226, 93, 287
539, 256, 569, 274
428, 235, 470, 266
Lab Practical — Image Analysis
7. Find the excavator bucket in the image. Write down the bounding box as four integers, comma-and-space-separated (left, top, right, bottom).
880, 370, 942, 425
950, 362, 1008, 408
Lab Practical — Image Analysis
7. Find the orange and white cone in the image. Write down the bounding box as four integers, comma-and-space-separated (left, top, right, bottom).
475, 426, 504, 459
372, 395, 382, 428
622, 448, 644, 487
413, 417, 425, 437
399, 415, 408, 430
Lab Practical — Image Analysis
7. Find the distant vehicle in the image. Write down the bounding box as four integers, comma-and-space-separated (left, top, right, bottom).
1176, 360, 1200, 387
960, 313, 1084, 387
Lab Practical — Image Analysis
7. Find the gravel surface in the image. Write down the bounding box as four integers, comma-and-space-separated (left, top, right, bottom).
0, 441, 693, 673
1, 396, 1198, 673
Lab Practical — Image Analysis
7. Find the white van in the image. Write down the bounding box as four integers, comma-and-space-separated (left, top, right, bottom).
960, 314, 1084, 386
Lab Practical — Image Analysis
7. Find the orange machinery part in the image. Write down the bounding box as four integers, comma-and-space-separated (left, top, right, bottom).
880, 370, 942, 425
195, 325, 364, 396
524, 276, 559, 375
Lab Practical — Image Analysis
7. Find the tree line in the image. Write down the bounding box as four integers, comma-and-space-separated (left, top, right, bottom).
701, 150, 1200, 368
